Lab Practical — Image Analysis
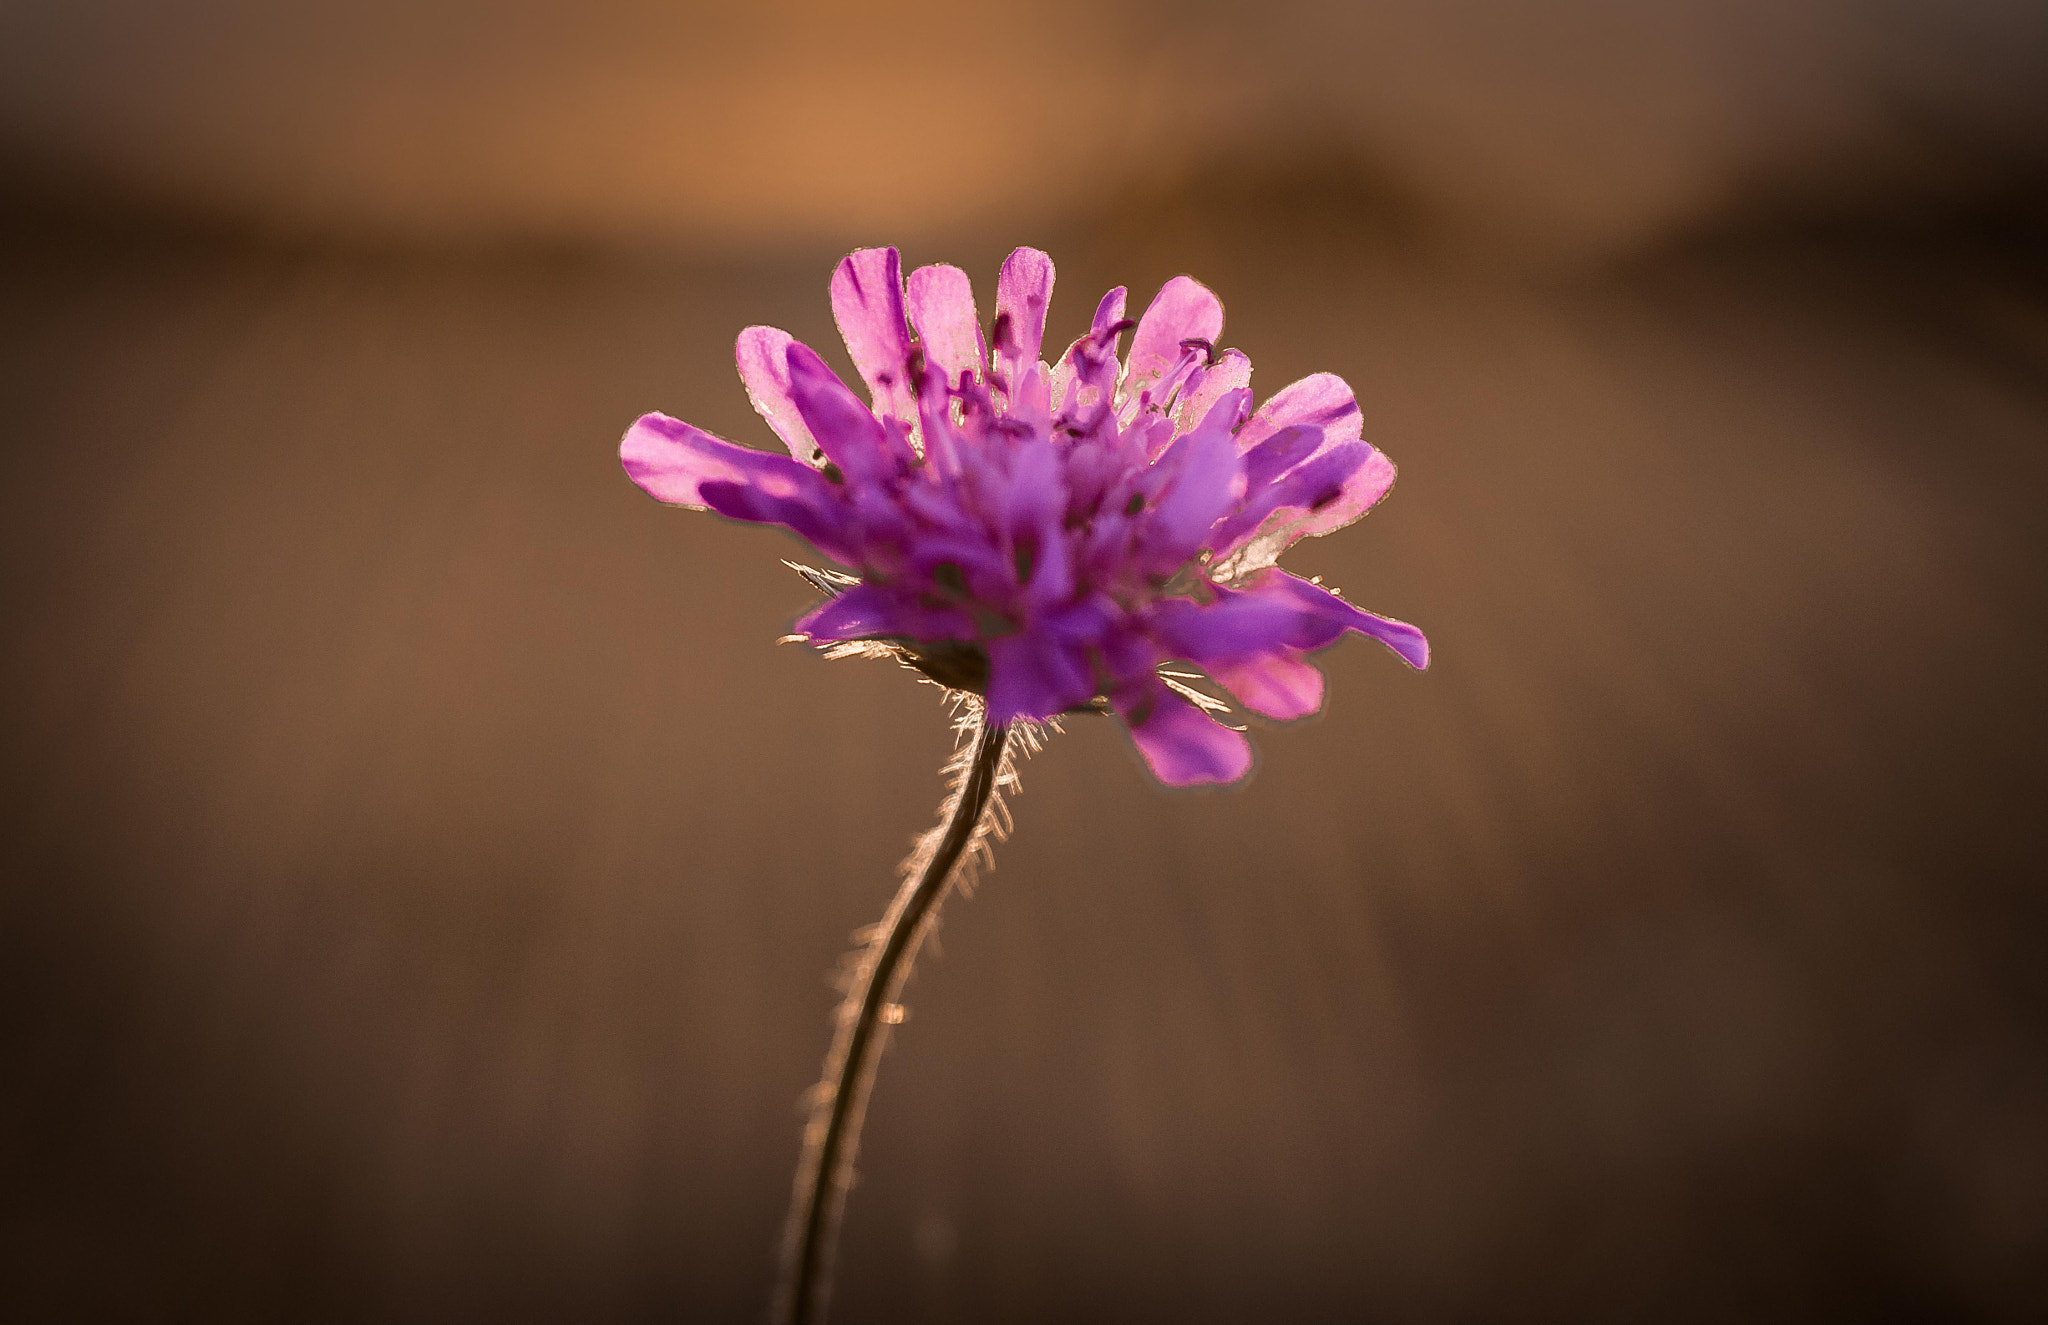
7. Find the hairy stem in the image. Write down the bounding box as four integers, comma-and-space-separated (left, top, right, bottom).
775, 716, 1011, 1325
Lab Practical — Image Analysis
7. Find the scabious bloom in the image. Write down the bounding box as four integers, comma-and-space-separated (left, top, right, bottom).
622, 247, 1426, 785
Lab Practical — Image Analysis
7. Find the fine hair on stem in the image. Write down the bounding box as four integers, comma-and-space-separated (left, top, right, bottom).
773, 699, 1048, 1325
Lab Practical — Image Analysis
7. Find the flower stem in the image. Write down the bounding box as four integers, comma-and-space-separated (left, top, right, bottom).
776, 716, 1011, 1325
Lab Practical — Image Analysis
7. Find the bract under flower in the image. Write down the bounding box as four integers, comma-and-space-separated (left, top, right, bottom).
621, 247, 1426, 785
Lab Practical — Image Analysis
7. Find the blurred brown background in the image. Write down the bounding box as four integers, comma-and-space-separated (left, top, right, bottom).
3, 2, 2047, 1321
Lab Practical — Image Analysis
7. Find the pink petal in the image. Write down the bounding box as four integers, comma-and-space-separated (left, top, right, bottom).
1092, 286, 1129, 337
1049, 286, 1130, 413
1294, 446, 1396, 541
620, 413, 854, 561
1124, 275, 1225, 410
913, 354, 967, 479
1210, 360, 1396, 561
993, 246, 1054, 386
1170, 349, 1252, 435
905, 263, 984, 387
1209, 654, 1326, 720
734, 326, 822, 466
1236, 373, 1363, 453
1211, 440, 1382, 556
621, 412, 802, 507
830, 247, 917, 426
1118, 681, 1253, 786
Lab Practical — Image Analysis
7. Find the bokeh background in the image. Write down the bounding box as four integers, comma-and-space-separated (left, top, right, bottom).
4, 2, 2047, 1321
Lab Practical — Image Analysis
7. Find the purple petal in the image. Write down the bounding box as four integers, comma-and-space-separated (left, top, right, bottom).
990, 437, 1073, 606
993, 247, 1054, 387
908, 535, 1011, 599
1209, 654, 1325, 720
1001, 435, 1065, 534
830, 247, 917, 426
696, 480, 857, 564
1042, 592, 1122, 646
1049, 286, 1130, 426
1236, 372, 1362, 453
1138, 395, 1247, 568
1098, 621, 1163, 682
1241, 424, 1324, 490
734, 326, 821, 466
1211, 440, 1377, 556
1148, 590, 1309, 664
906, 263, 984, 386
1260, 571, 1430, 669
1214, 446, 1397, 567
621, 413, 854, 561
986, 632, 1093, 723
784, 341, 910, 482
1117, 680, 1253, 786
911, 355, 968, 478
1293, 447, 1396, 541
794, 583, 969, 642
1225, 373, 1385, 549
795, 584, 898, 639
1124, 275, 1224, 409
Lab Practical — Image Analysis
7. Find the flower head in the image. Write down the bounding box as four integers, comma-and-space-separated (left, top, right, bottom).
622, 247, 1426, 785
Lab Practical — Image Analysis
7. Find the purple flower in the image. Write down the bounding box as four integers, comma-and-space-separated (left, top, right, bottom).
622, 247, 1427, 785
